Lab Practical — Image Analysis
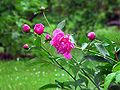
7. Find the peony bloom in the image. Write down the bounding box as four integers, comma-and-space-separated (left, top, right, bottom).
23, 24, 30, 32
34, 24, 44, 35
23, 44, 29, 49
87, 32, 96, 41
45, 34, 51, 41
50, 29, 74, 59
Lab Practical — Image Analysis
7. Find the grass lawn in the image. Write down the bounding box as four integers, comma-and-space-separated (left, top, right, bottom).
0, 59, 72, 90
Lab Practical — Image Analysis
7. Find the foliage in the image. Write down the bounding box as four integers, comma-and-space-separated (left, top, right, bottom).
20, 16, 120, 90
104, 61, 120, 90
1, 0, 120, 90
1, 0, 120, 55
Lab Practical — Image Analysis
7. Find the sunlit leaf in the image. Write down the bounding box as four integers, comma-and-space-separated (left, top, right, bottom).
95, 43, 109, 56
81, 43, 88, 50
104, 73, 116, 90
57, 20, 66, 29
112, 62, 120, 72
69, 35, 76, 44
115, 73, 120, 83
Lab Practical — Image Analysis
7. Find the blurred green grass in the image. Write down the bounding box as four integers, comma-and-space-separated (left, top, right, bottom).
0, 59, 71, 90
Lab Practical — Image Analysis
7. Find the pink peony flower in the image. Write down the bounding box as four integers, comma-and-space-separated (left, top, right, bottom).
34, 24, 44, 35
23, 44, 29, 49
45, 34, 51, 40
87, 32, 96, 41
23, 24, 30, 32
50, 29, 74, 59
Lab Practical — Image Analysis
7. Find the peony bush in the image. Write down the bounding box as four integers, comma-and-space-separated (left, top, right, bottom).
22, 9, 120, 90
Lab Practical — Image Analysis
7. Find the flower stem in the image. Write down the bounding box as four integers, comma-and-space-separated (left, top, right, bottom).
43, 11, 53, 30
81, 69, 101, 90
41, 46, 76, 81
75, 46, 117, 63
73, 55, 101, 90
54, 59, 76, 81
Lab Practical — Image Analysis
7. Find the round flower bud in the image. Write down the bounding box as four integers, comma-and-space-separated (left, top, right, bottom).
87, 32, 96, 41
45, 34, 51, 41
23, 44, 29, 49
34, 24, 44, 35
23, 24, 30, 33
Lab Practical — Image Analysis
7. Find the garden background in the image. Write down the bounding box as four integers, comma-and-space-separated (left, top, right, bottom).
0, 0, 120, 90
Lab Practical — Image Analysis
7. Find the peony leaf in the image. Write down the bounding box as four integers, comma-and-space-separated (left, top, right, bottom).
104, 73, 116, 90
95, 43, 110, 56
112, 62, 120, 72
39, 83, 59, 90
84, 55, 110, 63
57, 20, 66, 29
81, 43, 88, 50
69, 35, 76, 44
115, 72, 120, 83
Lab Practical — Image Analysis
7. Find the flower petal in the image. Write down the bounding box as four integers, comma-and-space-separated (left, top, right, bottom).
63, 53, 72, 60
53, 29, 64, 36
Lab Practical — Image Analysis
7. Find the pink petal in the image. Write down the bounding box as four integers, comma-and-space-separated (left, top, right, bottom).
63, 53, 72, 60
53, 29, 64, 36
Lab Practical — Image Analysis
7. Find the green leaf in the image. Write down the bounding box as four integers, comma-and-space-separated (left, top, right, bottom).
84, 55, 110, 63
115, 73, 120, 83
78, 74, 89, 86
97, 64, 113, 76
34, 36, 41, 47
112, 62, 120, 72
55, 80, 72, 89
39, 83, 59, 90
104, 73, 116, 90
69, 35, 76, 44
95, 43, 109, 56
81, 43, 88, 50
74, 79, 84, 89
57, 20, 66, 29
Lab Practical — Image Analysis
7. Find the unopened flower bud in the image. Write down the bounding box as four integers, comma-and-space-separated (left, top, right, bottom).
34, 24, 44, 35
23, 24, 30, 33
45, 34, 51, 41
87, 32, 96, 41
23, 44, 29, 49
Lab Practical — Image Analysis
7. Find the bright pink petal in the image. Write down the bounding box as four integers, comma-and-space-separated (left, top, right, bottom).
63, 53, 72, 60
53, 29, 64, 36
51, 29, 74, 60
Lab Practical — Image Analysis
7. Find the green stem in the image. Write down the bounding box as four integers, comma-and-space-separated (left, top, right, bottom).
75, 46, 98, 54
81, 69, 101, 90
43, 11, 53, 30
41, 46, 76, 81
54, 59, 76, 81
42, 12, 75, 80
87, 40, 93, 52
73, 55, 100, 90
75, 46, 117, 63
